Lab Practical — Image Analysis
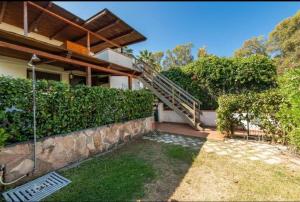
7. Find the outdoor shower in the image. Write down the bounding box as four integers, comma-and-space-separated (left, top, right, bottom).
0, 54, 40, 186
27, 53, 40, 172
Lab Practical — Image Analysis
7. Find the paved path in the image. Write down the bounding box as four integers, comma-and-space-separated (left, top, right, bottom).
143, 132, 300, 167
155, 122, 225, 141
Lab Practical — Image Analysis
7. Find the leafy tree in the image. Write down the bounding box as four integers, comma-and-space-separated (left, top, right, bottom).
138, 50, 163, 72
138, 49, 153, 63
151, 51, 164, 71
234, 36, 268, 58
162, 43, 194, 69
197, 46, 209, 58
121, 46, 134, 57
162, 55, 277, 110
268, 11, 300, 73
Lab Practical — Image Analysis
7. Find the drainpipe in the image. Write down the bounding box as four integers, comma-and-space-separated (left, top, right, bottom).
0, 54, 40, 185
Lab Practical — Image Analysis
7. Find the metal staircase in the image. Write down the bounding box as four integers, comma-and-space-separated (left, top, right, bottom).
133, 57, 203, 130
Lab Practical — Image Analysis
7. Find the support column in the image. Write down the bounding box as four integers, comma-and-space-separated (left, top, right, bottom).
24, 1, 28, 36
87, 31, 90, 55
128, 76, 132, 90
86, 66, 92, 87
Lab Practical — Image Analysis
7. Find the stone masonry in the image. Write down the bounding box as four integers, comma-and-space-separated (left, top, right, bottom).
0, 117, 153, 183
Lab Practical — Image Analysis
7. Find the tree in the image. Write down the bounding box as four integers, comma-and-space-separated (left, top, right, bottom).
268, 11, 300, 73
234, 36, 268, 58
122, 46, 133, 57
151, 51, 164, 71
162, 43, 194, 69
138, 49, 153, 63
138, 50, 164, 72
197, 46, 209, 58
162, 55, 277, 109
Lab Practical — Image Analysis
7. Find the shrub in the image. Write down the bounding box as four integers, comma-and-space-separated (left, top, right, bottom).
162, 55, 277, 110
0, 76, 154, 145
277, 69, 300, 150
217, 90, 286, 142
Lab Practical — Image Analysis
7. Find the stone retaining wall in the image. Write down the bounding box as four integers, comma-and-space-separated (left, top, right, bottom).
0, 117, 153, 183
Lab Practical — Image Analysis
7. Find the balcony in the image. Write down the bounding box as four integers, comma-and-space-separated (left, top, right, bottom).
94, 48, 140, 72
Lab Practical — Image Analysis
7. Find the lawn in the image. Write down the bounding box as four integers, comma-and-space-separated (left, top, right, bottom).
45, 137, 300, 201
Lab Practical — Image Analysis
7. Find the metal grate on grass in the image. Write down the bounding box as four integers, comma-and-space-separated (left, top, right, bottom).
2, 172, 71, 202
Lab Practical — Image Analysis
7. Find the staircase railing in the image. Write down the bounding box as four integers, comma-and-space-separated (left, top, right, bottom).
132, 56, 202, 128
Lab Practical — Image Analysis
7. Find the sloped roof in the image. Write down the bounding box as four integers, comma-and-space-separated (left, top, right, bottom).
0, 1, 146, 53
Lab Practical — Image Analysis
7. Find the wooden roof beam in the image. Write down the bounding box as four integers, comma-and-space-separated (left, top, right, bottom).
0, 1, 7, 23
29, 2, 52, 33
74, 20, 120, 43
91, 30, 134, 52
0, 40, 136, 77
49, 17, 80, 40
27, 1, 121, 48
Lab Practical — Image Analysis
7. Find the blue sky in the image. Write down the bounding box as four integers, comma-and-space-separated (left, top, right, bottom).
55, 1, 300, 57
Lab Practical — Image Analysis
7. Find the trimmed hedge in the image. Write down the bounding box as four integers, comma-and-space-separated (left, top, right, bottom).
162, 55, 277, 110
0, 76, 154, 145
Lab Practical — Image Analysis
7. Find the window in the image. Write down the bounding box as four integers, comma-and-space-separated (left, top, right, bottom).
70, 75, 86, 86
92, 75, 109, 86
27, 70, 61, 81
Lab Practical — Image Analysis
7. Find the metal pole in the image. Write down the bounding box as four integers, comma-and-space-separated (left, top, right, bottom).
32, 63, 37, 171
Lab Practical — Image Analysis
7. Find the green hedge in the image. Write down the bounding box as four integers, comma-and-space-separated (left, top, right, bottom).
0, 76, 154, 145
277, 69, 300, 150
162, 55, 277, 110
217, 69, 300, 150
217, 90, 286, 142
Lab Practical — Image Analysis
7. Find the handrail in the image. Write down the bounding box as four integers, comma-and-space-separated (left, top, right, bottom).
142, 71, 196, 114
132, 55, 202, 127
137, 60, 199, 104
132, 57, 188, 96
133, 57, 201, 107
139, 76, 195, 123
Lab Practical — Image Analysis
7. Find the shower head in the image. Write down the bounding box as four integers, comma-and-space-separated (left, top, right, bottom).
28, 54, 41, 67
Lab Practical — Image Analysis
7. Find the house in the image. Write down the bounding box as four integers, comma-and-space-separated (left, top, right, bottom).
0, 1, 204, 130
0, 1, 145, 90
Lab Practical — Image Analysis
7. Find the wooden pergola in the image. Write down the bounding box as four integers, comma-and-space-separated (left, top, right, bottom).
0, 1, 146, 87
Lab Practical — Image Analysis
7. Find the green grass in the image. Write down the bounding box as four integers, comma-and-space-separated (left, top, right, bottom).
46, 154, 155, 201
7, 138, 299, 201
164, 144, 197, 163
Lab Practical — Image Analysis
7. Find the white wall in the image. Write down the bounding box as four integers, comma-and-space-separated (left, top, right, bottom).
132, 78, 144, 90
94, 48, 139, 71
200, 110, 217, 127
109, 76, 144, 90
158, 103, 186, 123
109, 76, 129, 89
0, 55, 70, 84
157, 103, 217, 127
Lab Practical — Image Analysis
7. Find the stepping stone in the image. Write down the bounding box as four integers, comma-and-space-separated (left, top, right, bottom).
264, 158, 282, 165
232, 154, 243, 158
290, 158, 300, 165
248, 156, 260, 161
216, 151, 228, 156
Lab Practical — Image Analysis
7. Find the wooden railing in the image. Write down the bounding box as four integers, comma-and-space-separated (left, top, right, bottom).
132, 56, 202, 128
